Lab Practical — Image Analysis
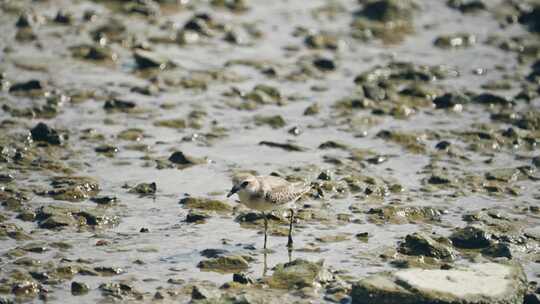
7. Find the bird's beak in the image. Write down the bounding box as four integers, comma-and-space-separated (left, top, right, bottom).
227, 185, 239, 198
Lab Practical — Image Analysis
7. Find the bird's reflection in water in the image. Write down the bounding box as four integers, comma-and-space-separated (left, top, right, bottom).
261, 247, 294, 277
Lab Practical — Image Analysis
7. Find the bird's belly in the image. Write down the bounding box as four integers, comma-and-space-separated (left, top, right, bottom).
238, 193, 274, 212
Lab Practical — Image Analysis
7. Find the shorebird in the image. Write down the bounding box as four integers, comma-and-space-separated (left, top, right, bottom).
226, 173, 312, 250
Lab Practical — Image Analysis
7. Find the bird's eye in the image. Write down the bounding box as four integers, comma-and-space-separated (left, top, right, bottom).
240, 181, 249, 188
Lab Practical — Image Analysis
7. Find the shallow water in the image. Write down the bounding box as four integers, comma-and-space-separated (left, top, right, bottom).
1, 0, 539, 302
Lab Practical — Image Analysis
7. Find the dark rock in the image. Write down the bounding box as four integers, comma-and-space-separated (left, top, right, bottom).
435, 141, 451, 150
185, 210, 210, 223
71, 281, 89, 295
288, 126, 303, 136
54, 10, 72, 24
133, 49, 171, 70
433, 92, 469, 109
313, 57, 336, 71
0, 174, 14, 183
398, 232, 455, 260
259, 141, 308, 152
129, 182, 156, 195
191, 285, 219, 300
447, 0, 486, 13
200, 248, 230, 258
233, 272, 254, 284
428, 174, 452, 185
95, 145, 118, 154
358, 0, 416, 22
450, 226, 492, 249
31, 122, 63, 145
90, 196, 118, 205
9, 80, 43, 93
168, 151, 206, 166
481, 243, 512, 259
524, 293, 540, 304
519, 5, 540, 33
319, 140, 348, 150
473, 93, 512, 106
434, 33, 476, 48
104, 99, 136, 111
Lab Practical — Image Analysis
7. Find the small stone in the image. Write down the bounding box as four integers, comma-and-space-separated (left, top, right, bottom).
185, 210, 210, 223
481, 243, 512, 259
398, 232, 455, 260
31, 122, 63, 145
197, 256, 249, 273
267, 259, 333, 289
90, 196, 118, 205
104, 99, 136, 111
435, 141, 451, 150
71, 281, 89, 295
313, 57, 336, 71
129, 182, 157, 195
9, 80, 43, 93
140, 228, 149, 233
168, 151, 206, 166
191, 285, 219, 300
288, 126, 303, 136
233, 272, 253, 284
450, 226, 492, 249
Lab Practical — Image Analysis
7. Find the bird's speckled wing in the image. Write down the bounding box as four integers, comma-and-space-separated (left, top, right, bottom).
263, 180, 310, 205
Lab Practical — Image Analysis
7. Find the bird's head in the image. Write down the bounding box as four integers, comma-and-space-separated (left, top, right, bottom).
227, 173, 259, 198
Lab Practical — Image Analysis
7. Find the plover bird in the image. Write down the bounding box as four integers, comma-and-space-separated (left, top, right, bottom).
226, 173, 312, 250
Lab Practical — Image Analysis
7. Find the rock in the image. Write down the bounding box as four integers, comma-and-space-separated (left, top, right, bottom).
447, 0, 486, 13
200, 248, 230, 258
104, 99, 136, 111
313, 57, 336, 71
90, 196, 118, 205
179, 197, 232, 212
434, 33, 476, 48
71, 281, 89, 295
450, 226, 492, 249
304, 103, 320, 115
39, 214, 77, 229
197, 256, 249, 273
168, 151, 206, 166
519, 4, 540, 33
433, 92, 469, 109
133, 49, 172, 70
319, 140, 349, 150
31, 122, 63, 145
153, 118, 186, 129
191, 285, 220, 300
11, 281, 40, 297
481, 243, 512, 259
398, 232, 455, 260
185, 210, 211, 223
350, 263, 526, 304
267, 259, 333, 289
259, 141, 308, 152
435, 141, 451, 150
233, 273, 254, 284
473, 93, 512, 106
524, 293, 540, 304
254, 115, 286, 128
367, 206, 442, 224
358, 0, 416, 22
129, 182, 157, 195
9, 80, 43, 93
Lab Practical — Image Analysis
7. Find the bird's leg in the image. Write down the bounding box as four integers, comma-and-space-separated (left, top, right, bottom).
263, 212, 268, 250
287, 209, 294, 248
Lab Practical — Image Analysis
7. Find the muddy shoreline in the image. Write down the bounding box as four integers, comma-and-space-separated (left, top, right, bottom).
1, 0, 540, 303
